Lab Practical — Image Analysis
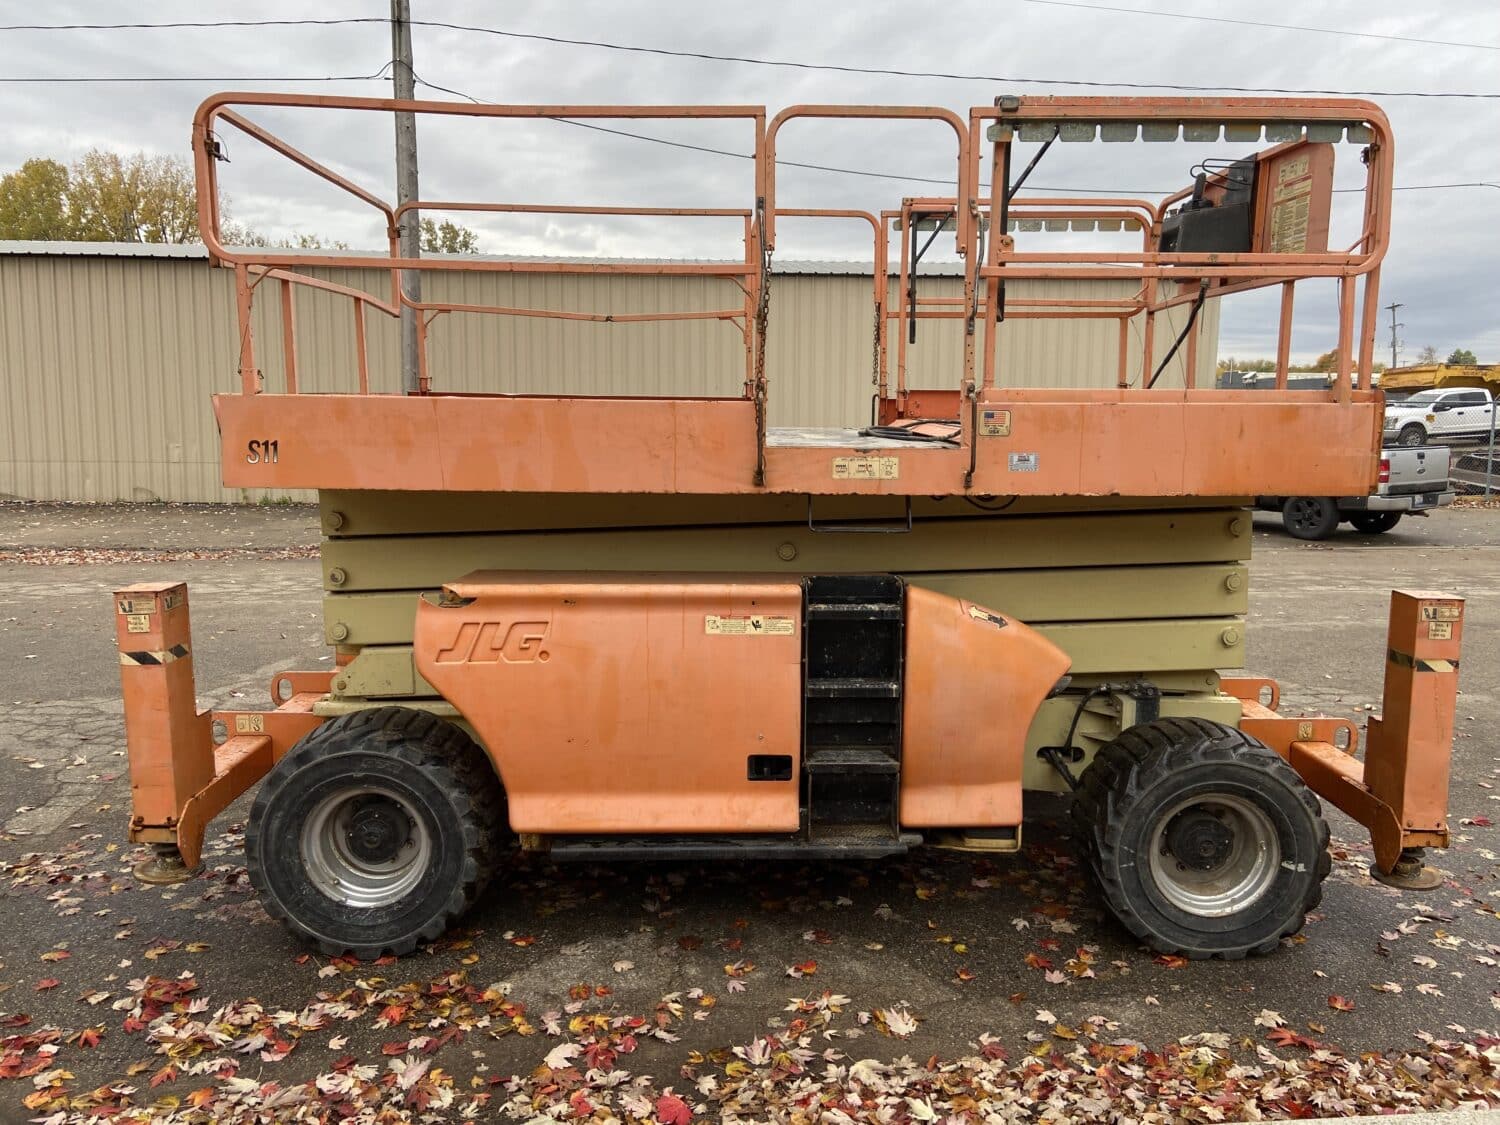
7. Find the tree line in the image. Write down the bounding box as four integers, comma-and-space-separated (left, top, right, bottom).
0, 150, 480, 253
1218, 345, 1481, 374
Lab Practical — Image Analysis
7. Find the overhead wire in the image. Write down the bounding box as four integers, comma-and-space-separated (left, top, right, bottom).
1014, 0, 1499, 52
0, 15, 1496, 98
410, 79, 1498, 198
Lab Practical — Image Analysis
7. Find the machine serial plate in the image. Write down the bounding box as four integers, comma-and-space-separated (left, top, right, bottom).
832, 455, 899, 480
1009, 452, 1040, 472
705, 614, 796, 636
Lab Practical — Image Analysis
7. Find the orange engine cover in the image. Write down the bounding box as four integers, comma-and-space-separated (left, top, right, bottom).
415, 573, 804, 834
900, 585, 1072, 828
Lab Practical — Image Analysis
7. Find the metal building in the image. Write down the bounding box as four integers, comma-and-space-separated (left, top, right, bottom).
0, 243, 1218, 502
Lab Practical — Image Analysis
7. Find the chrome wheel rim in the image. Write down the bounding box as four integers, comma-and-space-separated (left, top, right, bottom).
1147, 794, 1279, 917
300, 786, 431, 908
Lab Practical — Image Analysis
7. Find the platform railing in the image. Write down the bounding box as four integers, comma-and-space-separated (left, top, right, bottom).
194, 92, 1391, 417
968, 97, 1393, 400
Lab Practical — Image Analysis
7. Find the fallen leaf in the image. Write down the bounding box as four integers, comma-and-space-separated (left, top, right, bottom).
655, 1092, 693, 1125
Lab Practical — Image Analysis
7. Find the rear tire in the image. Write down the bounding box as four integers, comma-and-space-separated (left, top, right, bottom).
1281, 496, 1339, 540
1349, 511, 1402, 534
246, 707, 505, 958
1071, 718, 1329, 959
1397, 424, 1426, 447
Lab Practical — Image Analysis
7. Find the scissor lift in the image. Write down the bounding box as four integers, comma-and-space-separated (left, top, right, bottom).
115, 93, 1461, 960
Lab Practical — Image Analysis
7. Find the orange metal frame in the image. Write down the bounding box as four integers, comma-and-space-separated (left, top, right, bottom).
194, 92, 1391, 498
115, 582, 1462, 876
1220, 591, 1463, 870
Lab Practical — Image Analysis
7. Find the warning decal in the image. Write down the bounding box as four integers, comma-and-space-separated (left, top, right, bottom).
705, 614, 796, 636
832, 455, 899, 480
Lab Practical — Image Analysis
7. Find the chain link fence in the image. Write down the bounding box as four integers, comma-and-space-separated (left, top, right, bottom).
1442, 400, 1499, 498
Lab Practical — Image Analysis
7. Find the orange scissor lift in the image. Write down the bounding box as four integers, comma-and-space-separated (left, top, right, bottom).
115, 93, 1463, 960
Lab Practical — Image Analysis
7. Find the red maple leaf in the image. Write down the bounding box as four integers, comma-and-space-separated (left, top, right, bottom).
655, 1093, 693, 1124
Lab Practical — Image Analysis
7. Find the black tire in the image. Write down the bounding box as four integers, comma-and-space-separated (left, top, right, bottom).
246, 707, 505, 958
1281, 496, 1339, 540
1070, 718, 1330, 959
1397, 423, 1426, 447
1348, 511, 1402, 534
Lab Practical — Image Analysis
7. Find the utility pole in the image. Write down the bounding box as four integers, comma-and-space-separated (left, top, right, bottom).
1385, 301, 1404, 371
391, 0, 421, 393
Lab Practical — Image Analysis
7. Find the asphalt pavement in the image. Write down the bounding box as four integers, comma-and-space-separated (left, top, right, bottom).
1, 501, 1496, 1122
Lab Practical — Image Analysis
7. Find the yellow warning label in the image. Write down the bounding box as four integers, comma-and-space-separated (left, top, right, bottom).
235, 714, 266, 734
832, 455, 899, 480
117, 597, 155, 615
979, 409, 1011, 437
705, 614, 796, 636
125, 614, 152, 634
160, 591, 184, 611
1420, 605, 1461, 621
1428, 621, 1453, 640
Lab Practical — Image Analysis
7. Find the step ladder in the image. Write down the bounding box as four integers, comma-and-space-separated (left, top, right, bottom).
802, 575, 904, 841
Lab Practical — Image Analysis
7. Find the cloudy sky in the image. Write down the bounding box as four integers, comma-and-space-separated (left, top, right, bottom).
2, 0, 1496, 363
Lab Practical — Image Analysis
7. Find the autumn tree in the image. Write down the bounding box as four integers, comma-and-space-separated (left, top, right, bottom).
2, 149, 350, 247
68, 150, 199, 242
1417, 345, 1440, 365
420, 217, 481, 254
1446, 347, 1478, 365
0, 149, 198, 242
1311, 349, 1339, 372
0, 158, 72, 239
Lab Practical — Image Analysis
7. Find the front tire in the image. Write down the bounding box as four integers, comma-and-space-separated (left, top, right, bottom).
1281, 496, 1339, 540
1397, 423, 1426, 447
1349, 511, 1402, 534
247, 707, 505, 958
1071, 718, 1330, 959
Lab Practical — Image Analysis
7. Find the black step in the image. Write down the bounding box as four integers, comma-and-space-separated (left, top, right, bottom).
806, 677, 900, 698
806, 601, 904, 620
547, 832, 917, 862
805, 747, 900, 774
804, 574, 903, 605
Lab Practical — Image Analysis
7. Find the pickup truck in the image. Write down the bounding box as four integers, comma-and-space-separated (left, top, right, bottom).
1385, 387, 1496, 447
1257, 446, 1455, 540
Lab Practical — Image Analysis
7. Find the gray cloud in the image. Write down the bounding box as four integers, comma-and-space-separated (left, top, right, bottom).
2, 0, 1496, 362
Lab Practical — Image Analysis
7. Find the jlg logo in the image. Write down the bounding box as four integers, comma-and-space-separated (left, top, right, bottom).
435, 620, 551, 664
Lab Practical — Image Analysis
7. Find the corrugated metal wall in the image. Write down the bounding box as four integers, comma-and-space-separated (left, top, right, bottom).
0, 251, 1217, 502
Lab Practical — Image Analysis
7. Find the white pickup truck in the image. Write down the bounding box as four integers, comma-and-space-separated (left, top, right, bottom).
1384, 387, 1496, 447
1257, 446, 1455, 540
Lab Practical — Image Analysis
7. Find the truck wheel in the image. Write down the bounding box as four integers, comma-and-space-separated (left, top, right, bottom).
1281, 497, 1339, 540
1397, 424, 1426, 447
1071, 718, 1329, 959
247, 707, 505, 958
1349, 512, 1402, 534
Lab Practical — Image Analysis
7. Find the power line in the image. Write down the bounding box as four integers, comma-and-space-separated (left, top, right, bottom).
0, 15, 1496, 98
413, 77, 1499, 198
0, 18, 387, 31
401, 19, 1500, 99
0, 72, 387, 84
1016, 0, 1500, 51
6, 9, 1497, 53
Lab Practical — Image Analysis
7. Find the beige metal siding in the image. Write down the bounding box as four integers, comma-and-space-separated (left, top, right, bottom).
0, 252, 1217, 502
